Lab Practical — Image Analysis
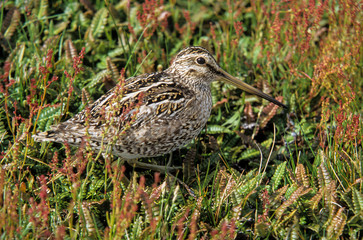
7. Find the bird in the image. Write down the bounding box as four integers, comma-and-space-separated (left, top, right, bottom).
33, 46, 286, 171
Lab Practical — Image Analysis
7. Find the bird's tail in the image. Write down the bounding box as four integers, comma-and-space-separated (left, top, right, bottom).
32, 126, 85, 145
33, 130, 64, 143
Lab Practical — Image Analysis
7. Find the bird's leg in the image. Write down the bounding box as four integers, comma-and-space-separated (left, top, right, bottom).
166, 152, 173, 168
126, 158, 182, 173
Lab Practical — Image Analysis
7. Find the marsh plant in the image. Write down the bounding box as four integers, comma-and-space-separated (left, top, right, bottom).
0, 0, 362, 239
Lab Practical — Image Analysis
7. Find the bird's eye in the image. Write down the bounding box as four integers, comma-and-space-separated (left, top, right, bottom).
196, 57, 206, 65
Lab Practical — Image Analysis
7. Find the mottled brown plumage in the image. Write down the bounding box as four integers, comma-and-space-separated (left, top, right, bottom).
33, 46, 286, 169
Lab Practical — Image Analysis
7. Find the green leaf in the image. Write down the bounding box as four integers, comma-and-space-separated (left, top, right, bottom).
202, 125, 233, 134
88, 8, 108, 41
36, 105, 63, 131
352, 188, 363, 214
271, 161, 287, 192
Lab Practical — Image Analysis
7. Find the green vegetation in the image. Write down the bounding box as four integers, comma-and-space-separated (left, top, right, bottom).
0, 0, 362, 239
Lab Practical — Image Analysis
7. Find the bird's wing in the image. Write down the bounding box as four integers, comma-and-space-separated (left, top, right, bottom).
71, 71, 194, 124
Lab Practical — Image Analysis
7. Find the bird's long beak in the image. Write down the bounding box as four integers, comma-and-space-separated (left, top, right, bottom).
218, 68, 287, 108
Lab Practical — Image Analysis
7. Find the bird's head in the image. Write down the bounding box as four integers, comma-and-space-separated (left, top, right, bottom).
168, 46, 287, 108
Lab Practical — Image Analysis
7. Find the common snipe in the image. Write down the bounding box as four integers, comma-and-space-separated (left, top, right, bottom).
33, 46, 286, 171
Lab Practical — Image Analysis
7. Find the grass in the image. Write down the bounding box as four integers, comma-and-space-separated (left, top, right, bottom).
0, 0, 362, 239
